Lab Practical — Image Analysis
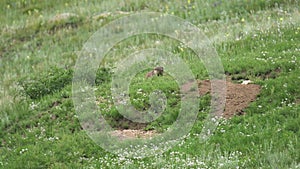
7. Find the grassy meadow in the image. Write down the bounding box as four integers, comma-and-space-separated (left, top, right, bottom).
0, 0, 299, 168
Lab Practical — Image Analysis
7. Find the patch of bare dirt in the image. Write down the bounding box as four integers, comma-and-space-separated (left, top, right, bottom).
198, 79, 261, 118
99, 78, 261, 139
110, 129, 157, 140
295, 98, 300, 105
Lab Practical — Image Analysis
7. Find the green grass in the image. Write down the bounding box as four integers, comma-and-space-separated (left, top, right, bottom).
1, 0, 300, 168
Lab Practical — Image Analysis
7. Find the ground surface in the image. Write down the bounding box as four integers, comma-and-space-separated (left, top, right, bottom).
113, 78, 261, 139
198, 79, 261, 118
1, 0, 299, 168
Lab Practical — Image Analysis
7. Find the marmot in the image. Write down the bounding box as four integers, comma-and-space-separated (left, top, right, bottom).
145, 66, 164, 78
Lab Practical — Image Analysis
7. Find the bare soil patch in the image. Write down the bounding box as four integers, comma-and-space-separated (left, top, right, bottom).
105, 78, 261, 138
110, 129, 157, 140
198, 79, 261, 118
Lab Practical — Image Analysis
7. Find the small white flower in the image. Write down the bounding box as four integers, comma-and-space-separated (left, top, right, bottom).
29, 102, 39, 110
19, 148, 28, 154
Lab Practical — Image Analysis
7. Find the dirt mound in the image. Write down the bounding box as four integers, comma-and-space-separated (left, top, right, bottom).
198, 79, 261, 118
103, 78, 261, 138
110, 129, 157, 140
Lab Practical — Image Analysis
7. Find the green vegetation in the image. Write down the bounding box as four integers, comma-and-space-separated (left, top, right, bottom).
1, 0, 299, 168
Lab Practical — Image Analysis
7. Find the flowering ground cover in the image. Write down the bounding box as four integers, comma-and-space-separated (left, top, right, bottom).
0, 0, 299, 168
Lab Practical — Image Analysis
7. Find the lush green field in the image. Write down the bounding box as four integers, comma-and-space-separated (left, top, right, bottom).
0, 0, 299, 168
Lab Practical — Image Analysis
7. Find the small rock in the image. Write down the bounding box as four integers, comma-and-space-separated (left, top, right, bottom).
241, 80, 252, 85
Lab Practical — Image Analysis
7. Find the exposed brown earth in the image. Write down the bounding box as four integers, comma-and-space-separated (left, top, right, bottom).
197, 79, 261, 118
110, 78, 261, 139
110, 129, 157, 140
